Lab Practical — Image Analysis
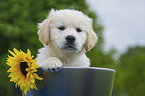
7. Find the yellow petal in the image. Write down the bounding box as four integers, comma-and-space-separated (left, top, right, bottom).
30, 83, 34, 89
30, 75, 35, 83
18, 78, 23, 86
27, 62, 31, 67
24, 87, 29, 95
15, 83, 18, 88
20, 50, 26, 55
26, 49, 33, 59
7, 55, 13, 59
25, 68, 31, 72
8, 72, 15, 77
27, 49, 31, 56
33, 73, 43, 80
13, 48, 20, 55
26, 72, 31, 78
31, 69, 37, 73
33, 83, 38, 90
7, 68, 14, 72
8, 50, 16, 57
6, 62, 12, 66
10, 77, 16, 82
31, 62, 39, 69
32, 59, 37, 64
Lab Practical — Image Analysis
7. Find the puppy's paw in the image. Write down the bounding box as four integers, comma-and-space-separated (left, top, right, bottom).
39, 57, 63, 72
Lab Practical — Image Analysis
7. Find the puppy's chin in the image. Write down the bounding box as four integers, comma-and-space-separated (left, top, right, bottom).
62, 46, 77, 53
60, 44, 79, 53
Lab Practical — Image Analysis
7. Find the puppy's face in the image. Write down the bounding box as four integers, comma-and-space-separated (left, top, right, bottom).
38, 9, 98, 53
49, 11, 88, 53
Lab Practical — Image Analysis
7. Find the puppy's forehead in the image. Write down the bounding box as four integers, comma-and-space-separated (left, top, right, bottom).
52, 10, 92, 25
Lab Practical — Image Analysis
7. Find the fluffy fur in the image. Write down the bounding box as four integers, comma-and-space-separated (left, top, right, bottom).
36, 9, 98, 70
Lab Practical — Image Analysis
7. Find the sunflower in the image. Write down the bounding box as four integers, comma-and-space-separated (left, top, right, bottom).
6, 48, 43, 95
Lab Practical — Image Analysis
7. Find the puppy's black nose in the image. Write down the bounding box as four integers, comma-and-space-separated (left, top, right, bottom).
65, 35, 76, 43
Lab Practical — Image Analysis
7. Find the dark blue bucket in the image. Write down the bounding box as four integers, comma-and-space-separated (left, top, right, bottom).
26, 67, 115, 96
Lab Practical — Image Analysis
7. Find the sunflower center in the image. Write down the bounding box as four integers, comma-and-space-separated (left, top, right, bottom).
20, 62, 29, 77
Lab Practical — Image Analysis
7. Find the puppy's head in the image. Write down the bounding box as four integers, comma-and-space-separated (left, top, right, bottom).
38, 9, 98, 53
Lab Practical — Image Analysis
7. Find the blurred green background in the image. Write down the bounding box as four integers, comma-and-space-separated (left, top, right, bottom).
0, 0, 145, 96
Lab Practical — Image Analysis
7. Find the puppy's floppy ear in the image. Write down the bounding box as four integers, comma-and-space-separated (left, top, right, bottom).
85, 24, 98, 52
37, 9, 55, 45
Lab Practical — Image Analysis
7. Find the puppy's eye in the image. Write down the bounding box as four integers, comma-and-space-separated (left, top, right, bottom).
58, 26, 65, 31
76, 28, 82, 32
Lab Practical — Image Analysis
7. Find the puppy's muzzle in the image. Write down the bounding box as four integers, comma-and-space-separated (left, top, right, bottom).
63, 35, 77, 51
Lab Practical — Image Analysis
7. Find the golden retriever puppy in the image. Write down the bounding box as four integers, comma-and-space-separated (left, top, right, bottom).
36, 9, 98, 71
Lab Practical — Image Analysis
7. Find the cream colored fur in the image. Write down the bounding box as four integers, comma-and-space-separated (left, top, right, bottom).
36, 9, 98, 70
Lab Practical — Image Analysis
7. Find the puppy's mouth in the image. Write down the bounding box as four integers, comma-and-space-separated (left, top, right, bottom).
62, 43, 77, 52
